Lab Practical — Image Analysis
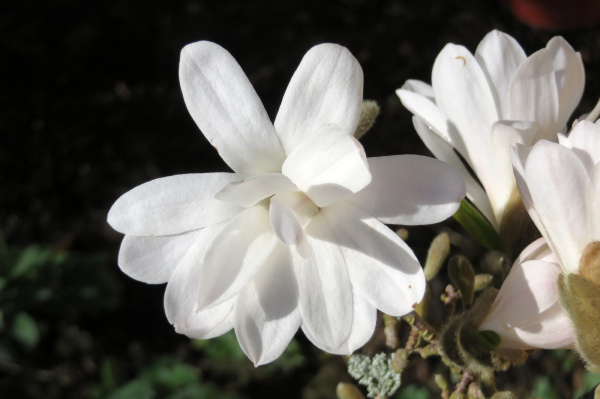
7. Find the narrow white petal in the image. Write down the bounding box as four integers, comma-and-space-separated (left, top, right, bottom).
512, 144, 546, 237
274, 44, 363, 154
197, 206, 279, 309
588, 164, 600, 241
269, 197, 312, 258
345, 155, 465, 225
108, 173, 244, 236
321, 201, 426, 316
508, 49, 559, 141
396, 88, 451, 142
525, 141, 589, 272
412, 117, 497, 227
282, 125, 371, 207
118, 230, 202, 284
163, 223, 235, 339
293, 213, 354, 348
179, 41, 285, 174
546, 36, 585, 130
487, 121, 536, 223
215, 173, 297, 208
301, 289, 376, 355
563, 120, 600, 172
474, 30, 527, 119
233, 244, 301, 366
432, 44, 498, 186
401, 79, 435, 100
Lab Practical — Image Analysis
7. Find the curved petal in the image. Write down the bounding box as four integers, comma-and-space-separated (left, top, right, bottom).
474, 30, 526, 119
282, 125, 371, 207
197, 206, 279, 310
512, 144, 546, 238
562, 121, 600, 172
108, 173, 244, 236
345, 155, 465, 225
396, 87, 451, 142
164, 223, 235, 339
412, 117, 496, 227
233, 243, 301, 366
269, 196, 312, 258
487, 121, 536, 222
179, 41, 285, 174
294, 213, 354, 348
508, 49, 559, 141
401, 79, 435, 100
118, 230, 202, 284
320, 201, 426, 316
301, 289, 376, 355
510, 302, 574, 350
215, 173, 297, 208
274, 43, 363, 154
432, 43, 498, 185
546, 36, 585, 131
589, 164, 600, 242
525, 141, 589, 272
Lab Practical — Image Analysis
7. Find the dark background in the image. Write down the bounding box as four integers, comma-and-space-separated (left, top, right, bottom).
2, 0, 600, 397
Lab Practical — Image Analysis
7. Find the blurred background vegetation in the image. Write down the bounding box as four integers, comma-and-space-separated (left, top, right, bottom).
3, 0, 600, 397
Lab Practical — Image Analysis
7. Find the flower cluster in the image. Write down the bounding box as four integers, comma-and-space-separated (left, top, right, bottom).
108, 28, 600, 391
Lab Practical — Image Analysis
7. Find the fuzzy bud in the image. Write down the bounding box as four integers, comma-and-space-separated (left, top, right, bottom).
354, 100, 380, 139
448, 255, 475, 306
424, 232, 451, 281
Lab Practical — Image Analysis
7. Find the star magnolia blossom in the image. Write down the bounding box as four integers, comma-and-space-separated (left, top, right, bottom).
479, 238, 574, 350
397, 30, 584, 234
107, 41, 466, 365
512, 120, 600, 276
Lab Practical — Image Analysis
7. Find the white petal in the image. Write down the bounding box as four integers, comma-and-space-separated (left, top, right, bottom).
118, 230, 202, 284
301, 289, 376, 355
274, 44, 363, 154
546, 36, 585, 131
511, 302, 574, 350
233, 244, 301, 366
412, 117, 497, 227
197, 206, 279, 309
508, 49, 559, 141
269, 196, 312, 258
293, 213, 354, 348
474, 30, 526, 119
589, 164, 600, 241
215, 173, 297, 208
512, 144, 546, 237
525, 141, 589, 272
164, 223, 235, 339
401, 79, 435, 100
321, 201, 426, 316
179, 41, 285, 174
396, 87, 451, 142
345, 155, 465, 225
282, 125, 371, 207
108, 173, 244, 236
563, 120, 600, 172
432, 44, 498, 186
487, 121, 536, 222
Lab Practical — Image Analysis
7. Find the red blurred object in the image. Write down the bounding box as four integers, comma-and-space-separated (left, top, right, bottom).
502, 0, 600, 31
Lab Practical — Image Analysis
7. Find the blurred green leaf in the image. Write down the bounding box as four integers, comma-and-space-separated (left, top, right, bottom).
453, 199, 503, 252
100, 358, 117, 391
397, 384, 430, 399
105, 380, 155, 399
7, 246, 53, 280
141, 357, 198, 390
11, 311, 40, 349
193, 330, 246, 362
574, 371, 600, 398
530, 376, 560, 399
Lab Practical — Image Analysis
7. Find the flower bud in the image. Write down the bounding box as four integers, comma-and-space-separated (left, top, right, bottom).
424, 232, 451, 281
558, 272, 600, 373
336, 382, 366, 399
354, 100, 380, 139
448, 255, 475, 306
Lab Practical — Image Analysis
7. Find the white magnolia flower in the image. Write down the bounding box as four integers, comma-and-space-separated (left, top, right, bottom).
512, 120, 600, 275
397, 30, 584, 235
107, 41, 466, 365
479, 238, 574, 350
